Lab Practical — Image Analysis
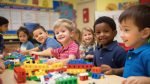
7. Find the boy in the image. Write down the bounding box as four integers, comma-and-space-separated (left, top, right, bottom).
93, 16, 126, 76
29, 19, 79, 64
22, 25, 61, 56
119, 4, 150, 84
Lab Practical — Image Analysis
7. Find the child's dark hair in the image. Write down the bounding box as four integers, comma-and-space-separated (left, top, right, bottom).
0, 16, 9, 26
119, 4, 150, 31
17, 26, 31, 40
93, 16, 116, 32
32, 25, 47, 35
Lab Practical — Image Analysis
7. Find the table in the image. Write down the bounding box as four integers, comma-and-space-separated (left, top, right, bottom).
0, 69, 125, 84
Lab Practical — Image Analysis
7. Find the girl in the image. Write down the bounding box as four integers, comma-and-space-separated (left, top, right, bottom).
17, 27, 34, 53
79, 26, 96, 62
29, 19, 79, 64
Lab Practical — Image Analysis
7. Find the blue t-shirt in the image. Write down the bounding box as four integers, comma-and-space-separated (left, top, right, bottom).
94, 41, 126, 68
123, 43, 150, 78
20, 41, 34, 51
0, 33, 4, 54
38, 37, 61, 51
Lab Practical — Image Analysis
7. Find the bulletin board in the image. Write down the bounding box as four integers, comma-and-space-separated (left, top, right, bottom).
95, 10, 123, 42
0, 8, 60, 34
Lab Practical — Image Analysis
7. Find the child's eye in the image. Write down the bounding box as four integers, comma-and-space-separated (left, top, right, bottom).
124, 29, 129, 32
62, 30, 65, 32
40, 32, 42, 35
55, 32, 59, 35
95, 32, 100, 34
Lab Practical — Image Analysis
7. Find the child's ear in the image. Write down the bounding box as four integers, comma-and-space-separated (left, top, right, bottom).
113, 30, 117, 36
142, 28, 150, 39
70, 31, 74, 37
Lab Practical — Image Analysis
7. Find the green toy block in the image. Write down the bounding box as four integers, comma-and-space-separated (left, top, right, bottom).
30, 76, 40, 81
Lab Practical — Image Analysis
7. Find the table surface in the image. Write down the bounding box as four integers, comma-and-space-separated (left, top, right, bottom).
0, 69, 125, 84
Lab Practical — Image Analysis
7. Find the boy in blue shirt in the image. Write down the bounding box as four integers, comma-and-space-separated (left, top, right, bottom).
22, 25, 61, 55
93, 16, 126, 76
119, 4, 150, 84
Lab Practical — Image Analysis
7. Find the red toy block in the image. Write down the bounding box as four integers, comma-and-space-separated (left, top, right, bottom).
14, 67, 26, 83
79, 73, 88, 81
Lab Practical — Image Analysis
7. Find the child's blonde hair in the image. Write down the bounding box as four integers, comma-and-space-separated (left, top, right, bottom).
81, 26, 95, 45
53, 19, 75, 32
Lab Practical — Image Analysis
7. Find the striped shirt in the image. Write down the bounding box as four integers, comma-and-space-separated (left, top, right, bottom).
51, 41, 79, 59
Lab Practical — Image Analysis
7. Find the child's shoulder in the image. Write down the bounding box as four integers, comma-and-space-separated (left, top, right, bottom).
46, 37, 57, 42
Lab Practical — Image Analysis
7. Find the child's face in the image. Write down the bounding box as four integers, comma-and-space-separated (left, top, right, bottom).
18, 31, 28, 43
0, 24, 8, 32
33, 28, 48, 44
95, 23, 116, 46
120, 19, 146, 48
54, 26, 72, 45
82, 30, 93, 45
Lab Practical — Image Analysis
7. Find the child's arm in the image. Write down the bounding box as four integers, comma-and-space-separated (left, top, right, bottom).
0, 61, 5, 74
85, 54, 94, 59
20, 47, 39, 55
29, 48, 53, 57
48, 54, 76, 65
122, 76, 150, 84
101, 64, 123, 75
58, 54, 76, 65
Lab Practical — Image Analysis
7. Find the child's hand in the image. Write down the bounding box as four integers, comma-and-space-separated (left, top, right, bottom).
0, 62, 5, 74
29, 51, 37, 56
122, 76, 150, 84
47, 58, 59, 65
101, 64, 112, 75
85, 55, 93, 59
20, 50, 28, 55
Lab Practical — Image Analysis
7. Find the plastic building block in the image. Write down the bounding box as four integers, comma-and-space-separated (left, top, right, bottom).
91, 67, 101, 73
79, 72, 88, 81
56, 76, 77, 84
67, 69, 86, 75
14, 67, 26, 83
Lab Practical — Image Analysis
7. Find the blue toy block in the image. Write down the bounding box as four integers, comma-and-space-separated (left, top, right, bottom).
91, 73, 101, 79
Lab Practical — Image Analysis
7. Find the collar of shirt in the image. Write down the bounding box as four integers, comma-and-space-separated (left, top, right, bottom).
97, 41, 118, 51
61, 40, 74, 51
128, 43, 150, 55
43, 37, 49, 46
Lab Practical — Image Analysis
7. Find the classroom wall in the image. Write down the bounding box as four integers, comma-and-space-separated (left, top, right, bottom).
76, 0, 95, 30
96, 0, 139, 11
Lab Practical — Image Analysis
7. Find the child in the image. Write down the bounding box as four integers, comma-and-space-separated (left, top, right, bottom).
30, 19, 79, 64
17, 27, 34, 52
0, 16, 9, 56
23, 25, 61, 55
93, 16, 126, 76
119, 4, 150, 84
79, 26, 96, 62
0, 16, 8, 83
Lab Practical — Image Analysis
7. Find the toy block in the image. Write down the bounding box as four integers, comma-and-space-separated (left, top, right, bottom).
91, 67, 101, 73
79, 72, 88, 81
56, 76, 77, 84
14, 67, 26, 83
91, 73, 101, 79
